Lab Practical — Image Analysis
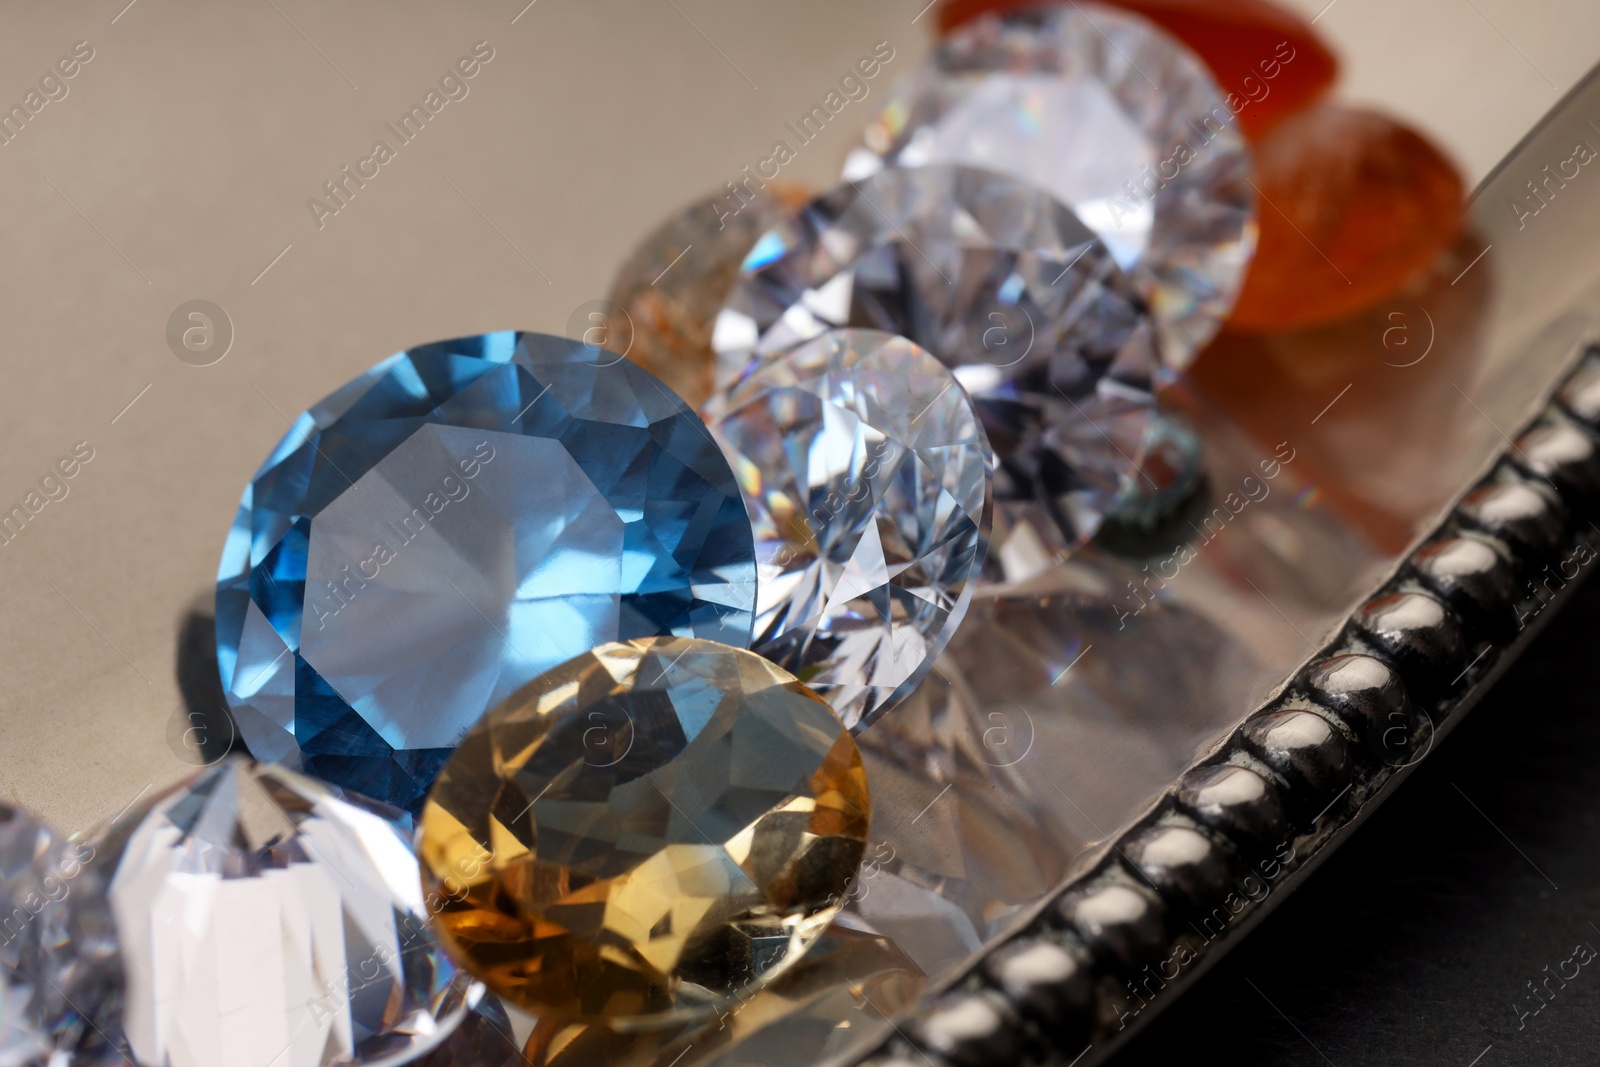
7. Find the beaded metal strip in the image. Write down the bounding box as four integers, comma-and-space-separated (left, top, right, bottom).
841, 340, 1600, 1067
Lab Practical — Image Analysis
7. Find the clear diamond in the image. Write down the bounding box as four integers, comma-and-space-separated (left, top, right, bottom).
711, 164, 1162, 573
215, 331, 758, 812
70, 758, 473, 1067
418, 637, 870, 1025
0, 805, 125, 1067
844, 2, 1256, 365
709, 329, 992, 730
609, 185, 811, 410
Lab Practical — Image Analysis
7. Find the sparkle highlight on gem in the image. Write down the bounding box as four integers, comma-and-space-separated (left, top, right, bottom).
710, 329, 992, 730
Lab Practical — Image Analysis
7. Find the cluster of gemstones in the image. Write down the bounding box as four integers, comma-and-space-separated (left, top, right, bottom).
0, 2, 1467, 1067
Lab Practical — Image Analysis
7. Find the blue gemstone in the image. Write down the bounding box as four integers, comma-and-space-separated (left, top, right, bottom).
215, 332, 757, 811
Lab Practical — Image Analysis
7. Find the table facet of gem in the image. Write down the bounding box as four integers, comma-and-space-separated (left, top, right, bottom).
214, 331, 758, 813
418, 637, 870, 1026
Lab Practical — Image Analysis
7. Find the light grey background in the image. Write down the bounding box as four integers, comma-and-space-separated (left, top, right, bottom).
0, 0, 1593, 832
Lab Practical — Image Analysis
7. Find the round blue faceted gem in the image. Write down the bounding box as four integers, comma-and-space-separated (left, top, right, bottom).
215, 331, 757, 812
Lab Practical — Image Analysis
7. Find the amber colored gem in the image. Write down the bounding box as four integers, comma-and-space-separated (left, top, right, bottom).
937, 0, 1338, 138
417, 637, 870, 1025
1223, 102, 1464, 333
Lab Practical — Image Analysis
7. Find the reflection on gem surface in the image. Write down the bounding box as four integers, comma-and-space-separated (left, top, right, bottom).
518, 927, 920, 1067
711, 329, 993, 730
215, 331, 757, 812
419, 637, 869, 1026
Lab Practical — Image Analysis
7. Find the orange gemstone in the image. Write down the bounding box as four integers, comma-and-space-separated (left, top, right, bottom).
1225, 103, 1464, 332
937, 0, 1338, 138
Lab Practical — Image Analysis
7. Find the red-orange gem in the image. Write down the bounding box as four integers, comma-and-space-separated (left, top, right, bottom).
937, 0, 1338, 138
1226, 102, 1464, 333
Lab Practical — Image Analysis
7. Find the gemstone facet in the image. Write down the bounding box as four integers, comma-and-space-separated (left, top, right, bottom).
215, 332, 758, 812
712, 164, 1163, 573
73, 758, 473, 1067
709, 329, 993, 730
846, 3, 1256, 366
610, 184, 812, 410
418, 637, 870, 1025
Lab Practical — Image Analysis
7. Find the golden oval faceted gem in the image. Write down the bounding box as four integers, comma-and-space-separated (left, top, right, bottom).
418, 637, 870, 1025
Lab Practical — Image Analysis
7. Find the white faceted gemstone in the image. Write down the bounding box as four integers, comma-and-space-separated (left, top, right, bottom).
711, 164, 1170, 572
80, 759, 473, 1067
712, 164, 1161, 404
0, 983, 49, 1067
0, 805, 123, 1067
845, 2, 1256, 366
710, 329, 992, 730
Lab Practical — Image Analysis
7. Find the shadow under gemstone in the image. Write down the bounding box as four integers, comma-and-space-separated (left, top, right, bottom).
172, 606, 239, 767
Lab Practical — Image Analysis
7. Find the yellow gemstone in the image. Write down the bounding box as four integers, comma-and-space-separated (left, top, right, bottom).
418, 637, 870, 1026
